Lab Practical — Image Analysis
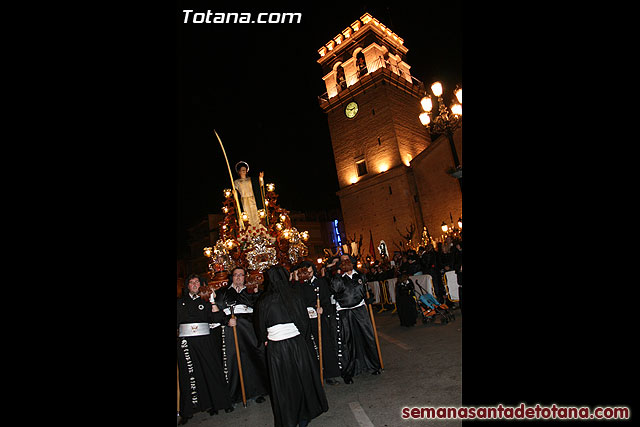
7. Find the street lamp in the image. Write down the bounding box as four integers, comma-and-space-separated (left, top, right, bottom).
419, 81, 463, 192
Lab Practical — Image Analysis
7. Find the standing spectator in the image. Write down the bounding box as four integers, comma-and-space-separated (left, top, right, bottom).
366, 264, 378, 282
421, 243, 442, 299
431, 242, 446, 303
419, 244, 436, 277
398, 253, 410, 276
452, 240, 463, 313
438, 237, 454, 304
405, 249, 422, 276
396, 273, 418, 327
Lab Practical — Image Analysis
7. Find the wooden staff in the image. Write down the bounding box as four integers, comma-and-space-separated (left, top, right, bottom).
377, 280, 389, 314
365, 288, 384, 370
229, 304, 247, 407
315, 286, 324, 387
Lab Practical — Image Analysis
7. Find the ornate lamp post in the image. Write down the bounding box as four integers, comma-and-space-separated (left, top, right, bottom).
439, 213, 462, 242
419, 82, 462, 192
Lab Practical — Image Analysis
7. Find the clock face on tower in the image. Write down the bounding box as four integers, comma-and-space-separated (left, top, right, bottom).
345, 101, 359, 119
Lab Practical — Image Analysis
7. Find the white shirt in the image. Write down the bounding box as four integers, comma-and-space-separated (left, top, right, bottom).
342, 270, 357, 279
231, 284, 246, 293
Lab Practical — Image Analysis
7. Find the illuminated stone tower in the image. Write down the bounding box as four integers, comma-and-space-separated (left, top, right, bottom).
317, 13, 432, 252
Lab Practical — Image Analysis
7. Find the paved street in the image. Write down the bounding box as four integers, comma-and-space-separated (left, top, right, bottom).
179, 307, 462, 427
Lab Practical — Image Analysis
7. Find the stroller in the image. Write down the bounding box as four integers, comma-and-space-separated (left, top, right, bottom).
414, 281, 455, 325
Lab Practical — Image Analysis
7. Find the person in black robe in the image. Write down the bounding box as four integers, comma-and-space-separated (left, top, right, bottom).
405, 250, 422, 276
254, 266, 329, 427
329, 255, 381, 384
177, 274, 233, 424
203, 286, 227, 387
451, 240, 463, 313
214, 267, 269, 405
437, 238, 455, 304
292, 260, 342, 385
396, 273, 418, 327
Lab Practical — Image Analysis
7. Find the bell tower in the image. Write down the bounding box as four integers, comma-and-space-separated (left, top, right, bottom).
317, 13, 431, 252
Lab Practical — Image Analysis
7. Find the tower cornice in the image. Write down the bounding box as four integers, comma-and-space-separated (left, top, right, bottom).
316, 13, 407, 65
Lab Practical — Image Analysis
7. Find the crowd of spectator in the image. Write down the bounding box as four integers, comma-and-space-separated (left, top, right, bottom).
362, 236, 463, 306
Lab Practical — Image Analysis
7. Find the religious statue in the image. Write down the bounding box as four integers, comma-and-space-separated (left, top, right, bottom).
233, 161, 264, 229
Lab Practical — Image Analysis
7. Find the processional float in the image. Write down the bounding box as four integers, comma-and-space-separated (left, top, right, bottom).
198, 130, 311, 406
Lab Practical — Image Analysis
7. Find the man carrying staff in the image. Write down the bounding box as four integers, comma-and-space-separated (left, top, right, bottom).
177, 274, 233, 425
328, 255, 382, 384
292, 260, 342, 385
215, 267, 269, 405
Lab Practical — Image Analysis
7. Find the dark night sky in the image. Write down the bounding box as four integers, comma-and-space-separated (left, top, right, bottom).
177, 1, 461, 254
170, 3, 635, 406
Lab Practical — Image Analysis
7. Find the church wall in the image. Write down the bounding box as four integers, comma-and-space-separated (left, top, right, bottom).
327, 83, 403, 189
337, 166, 422, 257
382, 83, 430, 167
410, 127, 462, 241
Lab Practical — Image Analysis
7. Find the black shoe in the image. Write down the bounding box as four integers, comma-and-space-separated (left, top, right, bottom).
178, 415, 192, 425
325, 378, 340, 385
225, 407, 234, 413
255, 395, 266, 403
208, 409, 218, 416
343, 376, 353, 384
371, 369, 381, 375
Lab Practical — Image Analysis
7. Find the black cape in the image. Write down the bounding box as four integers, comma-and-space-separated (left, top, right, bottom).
396, 279, 418, 326
329, 271, 381, 378
254, 267, 329, 427
177, 294, 232, 417
215, 285, 269, 403
293, 276, 342, 379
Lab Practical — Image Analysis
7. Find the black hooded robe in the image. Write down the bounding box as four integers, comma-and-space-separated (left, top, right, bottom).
254, 267, 329, 427
215, 285, 269, 403
396, 278, 418, 327
177, 294, 232, 418
293, 274, 342, 380
330, 271, 381, 379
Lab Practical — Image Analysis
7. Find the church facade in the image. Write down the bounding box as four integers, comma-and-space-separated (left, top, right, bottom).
317, 13, 462, 254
